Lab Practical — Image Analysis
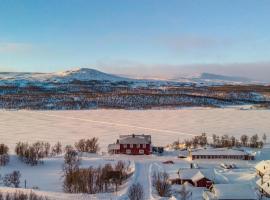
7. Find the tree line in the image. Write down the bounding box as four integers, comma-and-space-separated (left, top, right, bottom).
171, 133, 267, 149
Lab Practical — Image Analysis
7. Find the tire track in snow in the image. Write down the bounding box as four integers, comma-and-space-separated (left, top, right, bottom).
28, 111, 198, 137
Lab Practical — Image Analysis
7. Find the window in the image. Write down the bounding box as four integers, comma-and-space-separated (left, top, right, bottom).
130, 144, 133, 148
123, 144, 127, 148
137, 144, 140, 148
126, 149, 131, 154
139, 149, 144, 154
143, 144, 146, 148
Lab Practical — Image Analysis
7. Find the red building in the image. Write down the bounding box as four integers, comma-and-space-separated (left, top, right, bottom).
108, 134, 152, 155
169, 169, 215, 189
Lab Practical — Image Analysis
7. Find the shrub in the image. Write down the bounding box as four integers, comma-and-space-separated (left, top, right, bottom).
152, 171, 171, 197
15, 141, 51, 165
0, 191, 49, 200
50, 142, 62, 156
0, 144, 9, 166
75, 138, 100, 153
3, 171, 21, 188
128, 183, 144, 200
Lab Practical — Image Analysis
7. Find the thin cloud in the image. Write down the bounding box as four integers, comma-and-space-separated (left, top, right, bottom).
159, 35, 233, 53
0, 42, 33, 53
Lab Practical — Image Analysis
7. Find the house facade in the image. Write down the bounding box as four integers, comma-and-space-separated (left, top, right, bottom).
190, 148, 254, 160
169, 169, 215, 189
108, 134, 152, 155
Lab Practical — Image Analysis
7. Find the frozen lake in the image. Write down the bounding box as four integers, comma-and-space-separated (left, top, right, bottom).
1, 108, 270, 152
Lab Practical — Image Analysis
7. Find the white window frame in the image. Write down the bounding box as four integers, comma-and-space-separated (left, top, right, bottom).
139, 149, 144, 154
126, 149, 131, 154
130, 144, 133, 148
123, 144, 127, 148
137, 144, 140, 148
143, 144, 146, 148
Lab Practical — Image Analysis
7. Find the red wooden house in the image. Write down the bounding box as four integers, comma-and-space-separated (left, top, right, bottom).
108, 134, 152, 155
169, 169, 215, 189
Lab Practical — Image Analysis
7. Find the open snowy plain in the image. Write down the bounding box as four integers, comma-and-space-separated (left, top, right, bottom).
0, 107, 270, 200
0, 107, 270, 151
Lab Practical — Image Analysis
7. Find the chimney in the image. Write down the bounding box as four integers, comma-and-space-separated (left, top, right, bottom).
132, 134, 135, 138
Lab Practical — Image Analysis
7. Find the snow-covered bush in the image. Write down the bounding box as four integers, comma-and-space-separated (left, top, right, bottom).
3, 171, 21, 188
128, 183, 144, 200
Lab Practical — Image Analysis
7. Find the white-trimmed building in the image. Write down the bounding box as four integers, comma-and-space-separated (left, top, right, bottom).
189, 148, 254, 160
203, 184, 258, 200
108, 134, 152, 155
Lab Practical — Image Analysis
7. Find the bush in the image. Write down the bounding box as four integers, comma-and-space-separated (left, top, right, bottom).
63, 160, 131, 194
0, 191, 49, 200
0, 144, 9, 166
3, 171, 21, 188
50, 142, 62, 156
75, 138, 100, 153
152, 171, 171, 197
128, 183, 144, 200
15, 141, 51, 165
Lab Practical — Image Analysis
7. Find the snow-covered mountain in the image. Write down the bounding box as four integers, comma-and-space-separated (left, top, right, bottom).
0, 68, 264, 86
0, 68, 133, 86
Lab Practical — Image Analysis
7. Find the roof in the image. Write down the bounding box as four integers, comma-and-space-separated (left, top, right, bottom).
255, 160, 270, 175
191, 148, 247, 156
108, 143, 120, 150
210, 184, 258, 200
119, 134, 151, 145
169, 173, 180, 180
260, 180, 270, 195
179, 169, 215, 183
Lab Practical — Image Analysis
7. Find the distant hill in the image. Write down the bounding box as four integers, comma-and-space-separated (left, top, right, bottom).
199, 73, 252, 83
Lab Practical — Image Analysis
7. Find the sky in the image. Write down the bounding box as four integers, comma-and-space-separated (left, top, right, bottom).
0, 0, 270, 81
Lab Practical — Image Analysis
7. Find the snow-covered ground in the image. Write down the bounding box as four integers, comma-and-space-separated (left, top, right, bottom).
1, 108, 270, 199
0, 108, 270, 152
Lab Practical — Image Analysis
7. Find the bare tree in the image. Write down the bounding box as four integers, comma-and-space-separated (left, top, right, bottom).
240, 135, 249, 146
263, 133, 267, 144
51, 142, 62, 156
128, 183, 144, 200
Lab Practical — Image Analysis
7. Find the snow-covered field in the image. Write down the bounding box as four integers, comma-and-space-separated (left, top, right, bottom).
1, 108, 270, 199
0, 108, 270, 152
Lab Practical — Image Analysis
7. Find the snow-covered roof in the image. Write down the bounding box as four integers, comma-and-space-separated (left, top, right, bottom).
260, 180, 270, 195
255, 160, 270, 175
119, 134, 151, 144
108, 143, 120, 150
179, 169, 215, 182
209, 184, 258, 200
191, 148, 247, 156
169, 173, 180, 180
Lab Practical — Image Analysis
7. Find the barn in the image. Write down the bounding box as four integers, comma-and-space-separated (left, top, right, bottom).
108, 134, 152, 155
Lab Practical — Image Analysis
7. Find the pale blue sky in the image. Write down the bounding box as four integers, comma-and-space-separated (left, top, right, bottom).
0, 0, 270, 80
